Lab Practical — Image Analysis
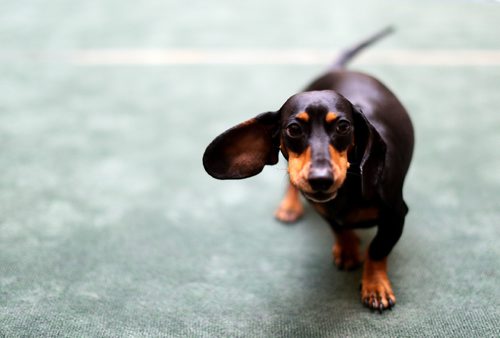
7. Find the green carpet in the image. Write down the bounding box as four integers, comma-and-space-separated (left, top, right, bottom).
1, 0, 499, 337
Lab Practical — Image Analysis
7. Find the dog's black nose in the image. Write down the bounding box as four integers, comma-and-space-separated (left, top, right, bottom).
308, 168, 334, 192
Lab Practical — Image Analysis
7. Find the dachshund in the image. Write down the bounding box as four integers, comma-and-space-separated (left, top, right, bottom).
203, 27, 414, 313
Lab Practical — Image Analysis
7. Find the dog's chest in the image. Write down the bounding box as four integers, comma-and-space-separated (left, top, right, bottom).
310, 182, 380, 227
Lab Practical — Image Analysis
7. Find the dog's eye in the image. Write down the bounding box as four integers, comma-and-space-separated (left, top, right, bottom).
286, 123, 303, 138
335, 120, 351, 135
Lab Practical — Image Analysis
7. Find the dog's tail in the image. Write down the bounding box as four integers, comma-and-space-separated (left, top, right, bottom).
331, 26, 394, 69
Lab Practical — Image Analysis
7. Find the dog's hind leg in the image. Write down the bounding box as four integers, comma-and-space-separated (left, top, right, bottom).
332, 229, 362, 270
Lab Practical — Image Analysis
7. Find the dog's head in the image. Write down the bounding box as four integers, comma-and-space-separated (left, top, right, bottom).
203, 90, 386, 202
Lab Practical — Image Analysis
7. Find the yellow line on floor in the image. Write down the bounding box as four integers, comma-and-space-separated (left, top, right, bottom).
66, 49, 500, 66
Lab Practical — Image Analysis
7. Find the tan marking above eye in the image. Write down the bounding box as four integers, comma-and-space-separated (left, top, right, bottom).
296, 112, 309, 122
326, 112, 338, 123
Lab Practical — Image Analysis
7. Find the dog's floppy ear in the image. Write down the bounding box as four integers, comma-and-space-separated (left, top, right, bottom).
203, 111, 281, 179
352, 105, 386, 199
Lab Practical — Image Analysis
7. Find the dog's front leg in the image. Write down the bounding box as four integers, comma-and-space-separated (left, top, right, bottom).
361, 210, 405, 312
274, 181, 303, 223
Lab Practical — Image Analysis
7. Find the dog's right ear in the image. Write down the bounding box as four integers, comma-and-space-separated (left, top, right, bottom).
203, 111, 281, 179
352, 105, 387, 199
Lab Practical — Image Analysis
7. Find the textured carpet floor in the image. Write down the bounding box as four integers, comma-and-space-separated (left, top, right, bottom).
0, 0, 499, 337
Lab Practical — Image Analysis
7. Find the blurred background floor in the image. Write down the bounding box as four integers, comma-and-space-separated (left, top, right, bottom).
0, 0, 499, 336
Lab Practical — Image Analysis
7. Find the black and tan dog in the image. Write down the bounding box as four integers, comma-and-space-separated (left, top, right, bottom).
203, 27, 414, 312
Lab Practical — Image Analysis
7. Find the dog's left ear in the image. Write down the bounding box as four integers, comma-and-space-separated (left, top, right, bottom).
203, 111, 281, 179
352, 105, 386, 199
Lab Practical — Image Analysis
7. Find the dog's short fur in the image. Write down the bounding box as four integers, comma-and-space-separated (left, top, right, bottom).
203, 27, 414, 312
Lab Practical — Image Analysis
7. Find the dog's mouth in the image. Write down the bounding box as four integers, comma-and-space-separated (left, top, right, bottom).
304, 191, 338, 203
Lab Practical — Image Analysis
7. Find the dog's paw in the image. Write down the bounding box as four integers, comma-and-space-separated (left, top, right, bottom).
274, 200, 303, 223
360, 281, 396, 312
360, 258, 396, 313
